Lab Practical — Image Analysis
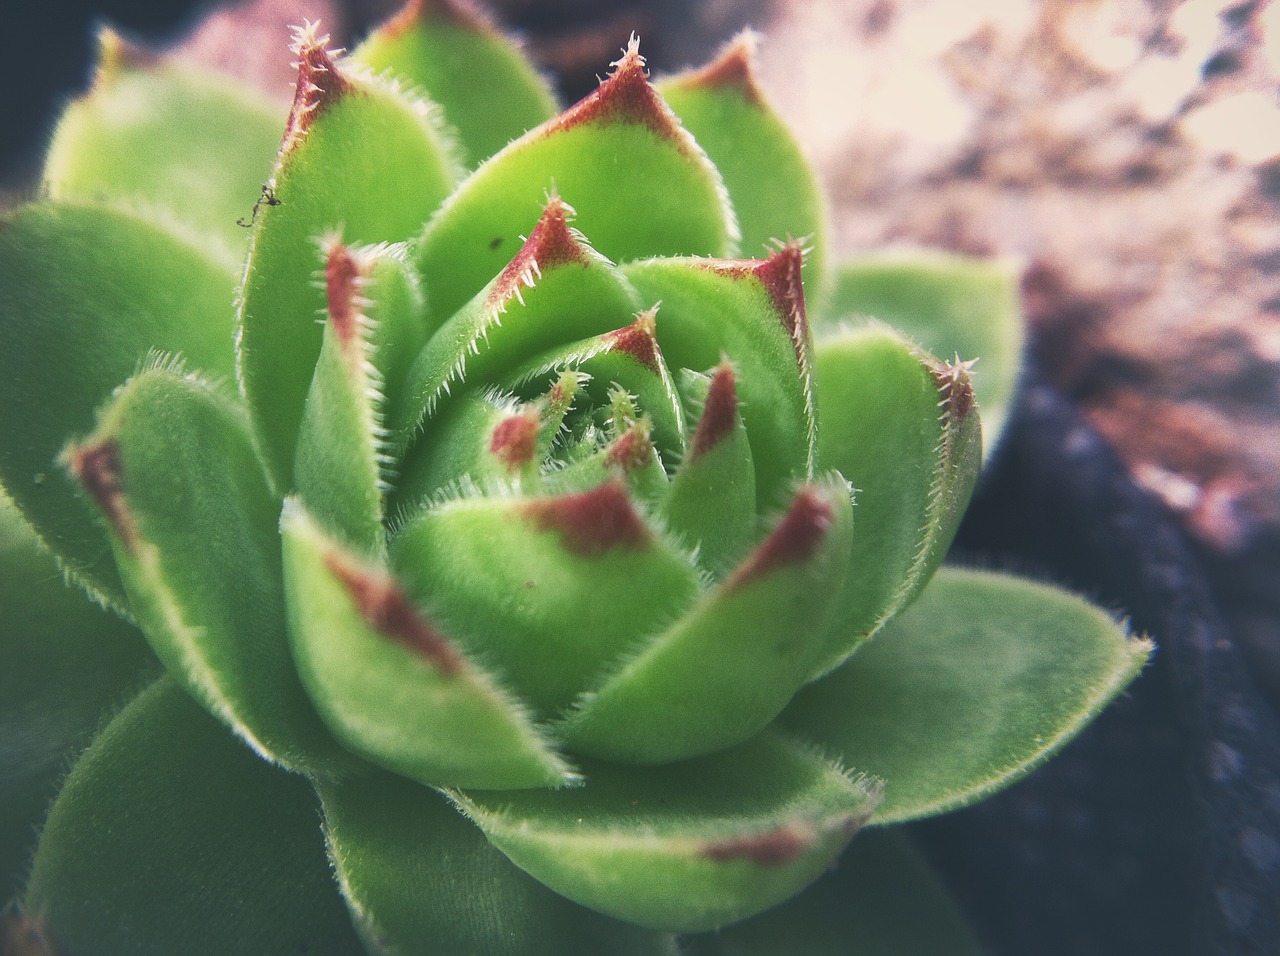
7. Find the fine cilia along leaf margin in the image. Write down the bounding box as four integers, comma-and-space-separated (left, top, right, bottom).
0, 5, 1150, 952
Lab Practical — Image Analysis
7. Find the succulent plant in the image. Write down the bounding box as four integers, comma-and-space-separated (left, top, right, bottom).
0, 3, 1151, 952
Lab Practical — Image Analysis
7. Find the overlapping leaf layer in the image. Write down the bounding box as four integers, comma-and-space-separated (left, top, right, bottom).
0, 5, 1148, 951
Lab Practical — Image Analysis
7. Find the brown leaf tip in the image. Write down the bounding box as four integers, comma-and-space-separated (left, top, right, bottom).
702, 823, 814, 866
381, 0, 496, 36
323, 240, 365, 347
490, 408, 541, 471
68, 439, 137, 552
929, 355, 978, 422
754, 242, 810, 360
606, 419, 655, 472
548, 36, 685, 143
522, 481, 650, 556
93, 27, 159, 89
326, 552, 463, 676
730, 485, 833, 587
282, 21, 350, 152
603, 309, 662, 374
689, 363, 739, 461
677, 30, 766, 107
489, 196, 590, 309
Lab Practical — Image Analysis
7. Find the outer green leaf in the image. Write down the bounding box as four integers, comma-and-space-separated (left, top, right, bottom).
559, 476, 852, 764
810, 325, 981, 675
681, 829, 982, 956
390, 483, 702, 719
414, 39, 737, 323
282, 500, 577, 790
237, 27, 460, 489
659, 34, 827, 304
43, 28, 282, 264
826, 253, 1024, 445
454, 733, 878, 933
0, 200, 238, 611
295, 242, 425, 553
623, 247, 815, 508
22, 678, 361, 955
69, 366, 346, 778
317, 770, 678, 956
0, 493, 157, 902
353, 0, 558, 166
781, 567, 1152, 824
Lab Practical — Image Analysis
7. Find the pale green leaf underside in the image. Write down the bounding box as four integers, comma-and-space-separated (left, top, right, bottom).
781, 567, 1152, 824
317, 770, 678, 956
23, 678, 361, 955
454, 733, 878, 933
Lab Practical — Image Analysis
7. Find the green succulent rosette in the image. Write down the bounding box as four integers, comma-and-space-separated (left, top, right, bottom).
0, 6, 1150, 952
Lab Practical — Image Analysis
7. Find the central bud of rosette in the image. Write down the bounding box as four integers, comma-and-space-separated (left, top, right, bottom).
282, 199, 852, 792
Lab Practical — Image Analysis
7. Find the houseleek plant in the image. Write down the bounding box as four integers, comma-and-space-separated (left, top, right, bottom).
0, 2, 1150, 952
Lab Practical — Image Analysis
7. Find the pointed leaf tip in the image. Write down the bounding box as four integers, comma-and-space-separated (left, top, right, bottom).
730, 485, 834, 587
755, 242, 809, 358
680, 30, 766, 106
488, 197, 590, 309
324, 551, 464, 676
689, 362, 739, 461
67, 439, 136, 551
323, 240, 363, 347
521, 481, 650, 556
606, 419, 656, 472
927, 355, 979, 422
547, 36, 687, 145
282, 21, 350, 153
603, 308, 662, 373
489, 408, 541, 471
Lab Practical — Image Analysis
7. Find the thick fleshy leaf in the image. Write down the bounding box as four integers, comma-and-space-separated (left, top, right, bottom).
295, 241, 425, 553
390, 482, 702, 718
317, 770, 678, 955
659, 34, 827, 304
413, 38, 737, 323
394, 197, 642, 486
43, 28, 282, 263
809, 325, 981, 676
681, 829, 982, 955
781, 568, 1153, 824
282, 500, 577, 790
0, 200, 238, 611
453, 733, 879, 933
826, 253, 1024, 446
662, 364, 757, 575
0, 493, 157, 902
21, 678, 361, 955
559, 476, 852, 764
353, 0, 558, 166
623, 246, 815, 508
237, 24, 460, 488
67, 366, 346, 777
